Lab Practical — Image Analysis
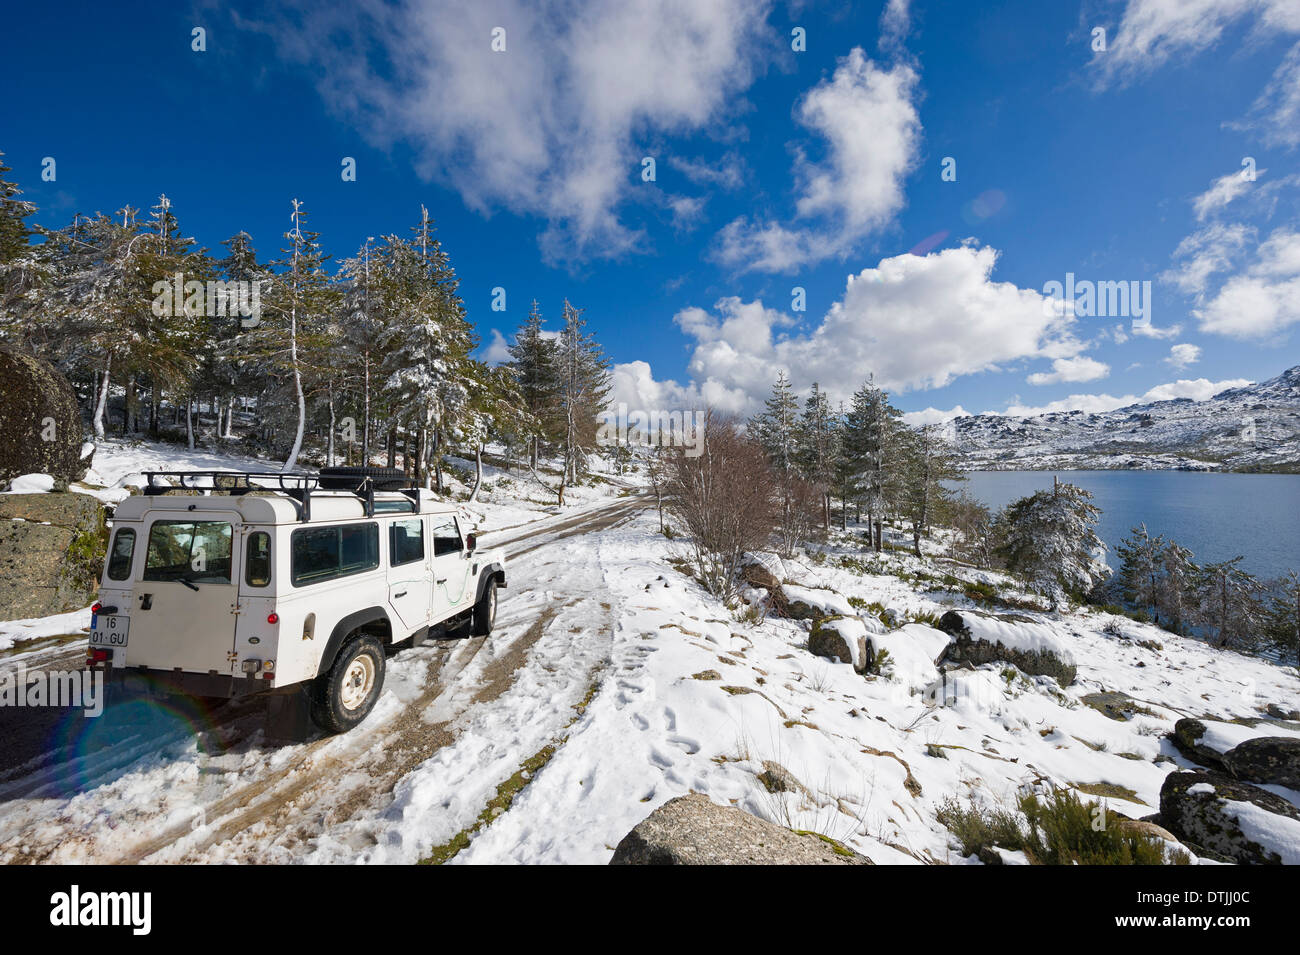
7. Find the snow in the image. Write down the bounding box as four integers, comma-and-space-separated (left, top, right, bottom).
866, 624, 947, 690
1196, 719, 1300, 756
3, 473, 55, 493
1187, 783, 1216, 795
0, 606, 92, 653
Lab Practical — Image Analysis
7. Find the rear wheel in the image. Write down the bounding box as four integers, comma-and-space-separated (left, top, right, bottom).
471, 579, 498, 636
311, 633, 385, 733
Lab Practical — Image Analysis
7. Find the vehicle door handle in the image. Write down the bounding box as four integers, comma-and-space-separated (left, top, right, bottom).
394, 591, 407, 598
436, 578, 447, 584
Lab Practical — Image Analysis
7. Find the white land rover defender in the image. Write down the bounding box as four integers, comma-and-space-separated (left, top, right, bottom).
87, 467, 506, 734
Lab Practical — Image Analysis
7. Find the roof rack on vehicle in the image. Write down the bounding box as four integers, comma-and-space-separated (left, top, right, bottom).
139, 469, 422, 523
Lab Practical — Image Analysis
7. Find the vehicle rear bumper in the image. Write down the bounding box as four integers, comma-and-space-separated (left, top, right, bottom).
106, 664, 284, 699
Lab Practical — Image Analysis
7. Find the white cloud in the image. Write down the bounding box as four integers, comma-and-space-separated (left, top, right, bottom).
903, 405, 969, 426
1192, 169, 1258, 221
879, 0, 911, 50
713, 48, 921, 273
1026, 356, 1110, 385
1000, 377, 1253, 417
1195, 228, 1300, 338
645, 244, 1085, 416
1163, 222, 1256, 296
238, 0, 774, 262
481, 328, 511, 365
667, 153, 747, 191
1165, 343, 1201, 368
1090, 0, 1300, 86
609, 360, 705, 416
1241, 40, 1300, 146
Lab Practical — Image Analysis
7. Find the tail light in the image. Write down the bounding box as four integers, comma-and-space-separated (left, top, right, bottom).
267, 613, 279, 625
87, 648, 110, 664
91, 602, 102, 614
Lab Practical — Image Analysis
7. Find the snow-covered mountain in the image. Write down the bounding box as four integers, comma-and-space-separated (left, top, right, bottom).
952, 365, 1300, 472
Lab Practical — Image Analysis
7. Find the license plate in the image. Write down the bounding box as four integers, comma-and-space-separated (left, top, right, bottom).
89, 614, 129, 647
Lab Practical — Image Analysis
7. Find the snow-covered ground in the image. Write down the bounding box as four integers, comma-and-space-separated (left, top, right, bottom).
0, 438, 1297, 864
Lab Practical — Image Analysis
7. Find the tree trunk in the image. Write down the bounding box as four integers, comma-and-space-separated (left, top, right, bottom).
186, 395, 195, 450
93, 356, 111, 439
468, 446, 484, 503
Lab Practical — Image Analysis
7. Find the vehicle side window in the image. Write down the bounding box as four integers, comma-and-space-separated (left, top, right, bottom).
291, 523, 379, 586
389, 519, 424, 566
144, 521, 232, 583
245, 531, 271, 587
431, 517, 461, 557
107, 528, 135, 580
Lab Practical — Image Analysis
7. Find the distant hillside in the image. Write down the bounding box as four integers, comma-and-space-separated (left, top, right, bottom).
953, 365, 1300, 472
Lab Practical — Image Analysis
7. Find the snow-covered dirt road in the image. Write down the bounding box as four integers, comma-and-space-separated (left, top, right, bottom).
0, 491, 649, 864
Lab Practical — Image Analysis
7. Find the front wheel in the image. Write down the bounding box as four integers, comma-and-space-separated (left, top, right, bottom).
311, 633, 385, 734
471, 579, 497, 636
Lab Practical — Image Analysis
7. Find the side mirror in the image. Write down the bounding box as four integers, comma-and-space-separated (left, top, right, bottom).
465, 533, 477, 554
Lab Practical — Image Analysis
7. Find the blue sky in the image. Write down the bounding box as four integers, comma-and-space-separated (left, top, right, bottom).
2, 0, 1298, 421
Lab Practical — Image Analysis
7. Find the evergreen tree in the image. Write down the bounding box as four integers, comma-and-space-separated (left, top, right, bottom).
0, 151, 36, 266
261, 199, 335, 472
1157, 539, 1197, 634
507, 300, 560, 468
1263, 571, 1300, 666
1113, 524, 1167, 623
1191, 557, 1266, 651
795, 381, 836, 527
898, 424, 964, 557
750, 371, 800, 477
997, 479, 1106, 605
554, 299, 611, 496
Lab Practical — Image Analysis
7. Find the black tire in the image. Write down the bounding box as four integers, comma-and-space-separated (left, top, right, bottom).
318, 466, 408, 492
471, 579, 498, 636
310, 633, 385, 733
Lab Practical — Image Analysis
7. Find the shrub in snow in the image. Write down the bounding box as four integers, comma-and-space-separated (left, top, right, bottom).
996, 480, 1107, 605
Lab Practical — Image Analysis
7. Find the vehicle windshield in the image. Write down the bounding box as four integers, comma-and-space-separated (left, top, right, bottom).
144, 520, 233, 584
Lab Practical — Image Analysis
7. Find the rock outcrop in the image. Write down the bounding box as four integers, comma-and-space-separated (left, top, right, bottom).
1159, 770, 1300, 865
0, 347, 86, 486
1222, 737, 1300, 790
609, 793, 872, 865
0, 493, 106, 620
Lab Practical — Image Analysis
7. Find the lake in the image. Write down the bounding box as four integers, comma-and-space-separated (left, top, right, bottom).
955, 471, 1300, 581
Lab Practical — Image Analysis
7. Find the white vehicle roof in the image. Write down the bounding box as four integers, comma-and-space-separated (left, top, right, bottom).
113, 487, 463, 526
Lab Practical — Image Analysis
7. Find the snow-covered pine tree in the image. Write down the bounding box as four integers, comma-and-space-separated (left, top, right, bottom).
262, 199, 335, 472
554, 299, 611, 496
1263, 570, 1300, 665
750, 371, 799, 477
898, 423, 963, 557
215, 232, 269, 440
1113, 524, 1167, 623
0, 151, 38, 326
996, 479, 1106, 606
1191, 557, 1266, 651
1157, 539, 1197, 634
506, 299, 561, 469
795, 381, 836, 527
375, 208, 475, 489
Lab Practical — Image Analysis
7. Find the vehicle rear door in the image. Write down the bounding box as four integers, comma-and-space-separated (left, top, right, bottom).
123, 512, 241, 674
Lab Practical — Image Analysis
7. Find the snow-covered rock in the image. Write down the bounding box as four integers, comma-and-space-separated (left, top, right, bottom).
809, 615, 867, 671
784, 585, 855, 620
865, 624, 949, 689
936, 609, 1078, 685
1160, 770, 1300, 865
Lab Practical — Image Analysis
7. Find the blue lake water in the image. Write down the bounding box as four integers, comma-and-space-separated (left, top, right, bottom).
955, 471, 1300, 581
